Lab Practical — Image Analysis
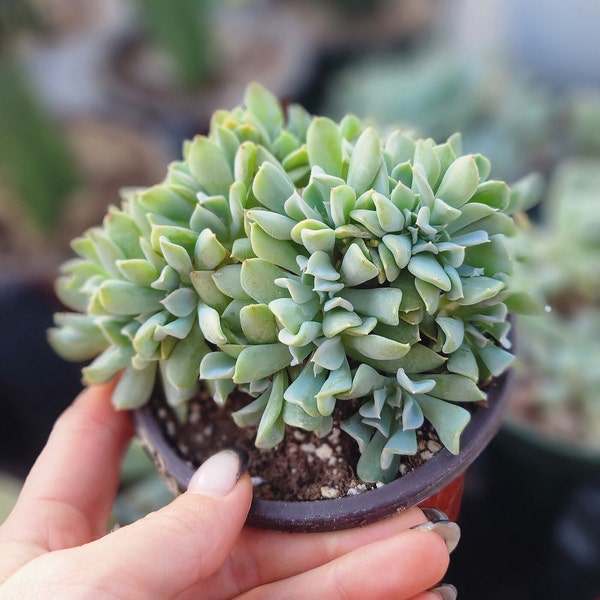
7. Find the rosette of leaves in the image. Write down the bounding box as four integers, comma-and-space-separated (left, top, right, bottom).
49, 83, 536, 483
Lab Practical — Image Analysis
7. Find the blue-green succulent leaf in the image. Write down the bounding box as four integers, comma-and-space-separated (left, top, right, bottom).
246, 209, 296, 240
436, 317, 465, 354
381, 427, 418, 469
312, 336, 346, 370
408, 254, 452, 291
330, 184, 356, 228
255, 372, 286, 448
232, 389, 269, 428
347, 127, 381, 195
253, 162, 295, 215
316, 359, 352, 415
48, 314, 109, 361
344, 334, 410, 361
199, 351, 237, 380
402, 395, 424, 430
339, 288, 403, 326
357, 430, 400, 483
307, 116, 343, 178
244, 82, 284, 141
435, 155, 479, 208
82, 345, 134, 385
165, 324, 209, 390
194, 229, 228, 270
155, 313, 195, 341
340, 242, 380, 286
188, 136, 234, 196
322, 309, 362, 338
382, 234, 412, 269
233, 343, 291, 383
113, 362, 157, 410
116, 259, 159, 287
240, 304, 279, 343
474, 341, 514, 376
211, 264, 249, 300
98, 281, 164, 315
416, 373, 486, 402
340, 412, 371, 454
240, 259, 288, 304
458, 276, 505, 306
250, 223, 303, 275
397, 369, 436, 395
161, 287, 197, 318
197, 303, 228, 345
284, 362, 325, 417
269, 297, 320, 335
278, 320, 322, 347
159, 237, 193, 283
415, 394, 471, 455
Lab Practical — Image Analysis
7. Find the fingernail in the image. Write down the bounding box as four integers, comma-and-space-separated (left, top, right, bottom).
420, 507, 449, 522
411, 519, 461, 554
187, 449, 248, 497
430, 583, 458, 600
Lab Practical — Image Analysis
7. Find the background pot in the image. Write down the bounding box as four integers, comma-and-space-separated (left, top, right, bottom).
105, 4, 318, 138
134, 370, 512, 533
494, 415, 600, 518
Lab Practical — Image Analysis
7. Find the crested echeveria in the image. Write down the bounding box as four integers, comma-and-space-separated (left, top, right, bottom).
49, 83, 536, 483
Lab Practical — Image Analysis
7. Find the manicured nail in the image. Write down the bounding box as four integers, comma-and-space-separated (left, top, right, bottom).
187, 449, 248, 497
411, 519, 461, 554
430, 583, 458, 600
420, 507, 449, 522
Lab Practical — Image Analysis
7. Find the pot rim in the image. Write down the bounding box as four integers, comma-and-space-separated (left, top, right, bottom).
133, 370, 512, 532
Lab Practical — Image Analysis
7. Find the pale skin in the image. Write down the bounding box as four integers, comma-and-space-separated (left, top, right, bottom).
0, 381, 451, 599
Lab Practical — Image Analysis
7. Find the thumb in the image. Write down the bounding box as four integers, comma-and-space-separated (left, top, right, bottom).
78, 450, 252, 598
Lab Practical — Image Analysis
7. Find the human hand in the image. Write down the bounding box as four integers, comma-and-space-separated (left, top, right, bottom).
0, 382, 458, 599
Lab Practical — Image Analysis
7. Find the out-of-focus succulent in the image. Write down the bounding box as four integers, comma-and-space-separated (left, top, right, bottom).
0, 2, 80, 234
49, 84, 536, 483
320, 49, 558, 181
510, 159, 600, 448
514, 311, 600, 449
134, 0, 217, 89
513, 159, 600, 307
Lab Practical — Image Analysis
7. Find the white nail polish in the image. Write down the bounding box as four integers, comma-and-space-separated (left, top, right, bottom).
411, 520, 461, 554
431, 583, 458, 600
187, 449, 245, 497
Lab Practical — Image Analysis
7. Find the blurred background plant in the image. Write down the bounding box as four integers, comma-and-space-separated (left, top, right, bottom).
106, 0, 319, 136
509, 158, 600, 449
0, 0, 81, 258
317, 46, 600, 183
133, 0, 217, 90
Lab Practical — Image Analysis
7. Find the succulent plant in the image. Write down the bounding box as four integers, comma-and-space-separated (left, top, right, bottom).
49, 83, 536, 483
513, 311, 600, 449
134, 0, 217, 89
0, 2, 80, 234
509, 158, 600, 448
320, 49, 558, 182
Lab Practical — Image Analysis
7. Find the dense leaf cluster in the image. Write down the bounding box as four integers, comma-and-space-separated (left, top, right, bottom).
50, 84, 533, 482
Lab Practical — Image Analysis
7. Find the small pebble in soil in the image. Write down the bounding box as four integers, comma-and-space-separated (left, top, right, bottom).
427, 440, 442, 453
315, 444, 333, 460
320, 486, 341, 499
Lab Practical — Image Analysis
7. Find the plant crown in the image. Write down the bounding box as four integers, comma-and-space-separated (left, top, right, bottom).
50, 84, 536, 482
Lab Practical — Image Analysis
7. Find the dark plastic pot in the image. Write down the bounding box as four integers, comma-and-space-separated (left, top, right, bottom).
134, 370, 512, 532
494, 415, 600, 507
